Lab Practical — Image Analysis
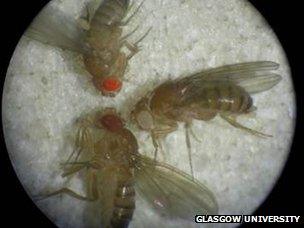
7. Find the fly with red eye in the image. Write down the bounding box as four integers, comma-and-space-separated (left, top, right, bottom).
35, 109, 218, 227
26, 0, 151, 97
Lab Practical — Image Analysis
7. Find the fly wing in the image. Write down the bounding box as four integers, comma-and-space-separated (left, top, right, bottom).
25, 4, 90, 54
134, 155, 218, 221
180, 61, 282, 94
62, 124, 94, 176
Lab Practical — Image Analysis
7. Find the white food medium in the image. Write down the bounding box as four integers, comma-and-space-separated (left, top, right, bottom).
2, 0, 295, 227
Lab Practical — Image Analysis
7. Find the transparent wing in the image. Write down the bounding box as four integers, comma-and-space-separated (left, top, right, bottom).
181, 61, 282, 94
77, 0, 103, 29
134, 155, 218, 221
25, 4, 89, 54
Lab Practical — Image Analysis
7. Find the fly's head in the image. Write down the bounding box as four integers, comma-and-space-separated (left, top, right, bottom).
131, 97, 155, 132
95, 108, 125, 132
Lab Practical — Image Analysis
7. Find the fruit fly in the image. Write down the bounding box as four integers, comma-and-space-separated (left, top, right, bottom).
26, 0, 150, 97
37, 108, 218, 227
131, 61, 282, 178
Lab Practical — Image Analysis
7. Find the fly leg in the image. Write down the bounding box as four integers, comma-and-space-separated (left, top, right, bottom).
151, 122, 178, 161
35, 169, 99, 202
115, 29, 151, 78
185, 122, 195, 180
61, 161, 92, 177
220, 114, 272, 137
124, 27, 152, 60
63, 123, 93, 168
121, 0, 145, 26
120, 25, 140, 42
151, 131, 160, 161
124, 42, 140, 60
133, 27, 152, 46
150, 132, 166, 162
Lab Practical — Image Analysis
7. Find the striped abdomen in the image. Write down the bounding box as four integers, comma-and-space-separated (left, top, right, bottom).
196, 81, 253, 114
111, 170, 135, 228
91, 0, 129, 28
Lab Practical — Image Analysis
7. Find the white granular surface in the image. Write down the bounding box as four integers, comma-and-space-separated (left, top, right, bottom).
2, 0, 295, 227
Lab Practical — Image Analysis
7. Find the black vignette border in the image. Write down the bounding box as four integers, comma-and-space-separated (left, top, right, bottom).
1, 0, 55, 227
244, 0, 304, 225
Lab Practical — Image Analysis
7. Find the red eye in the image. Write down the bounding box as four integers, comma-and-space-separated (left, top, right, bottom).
93, 76, 122, 96
100, 114, 123, 132
101, 76, 122, 92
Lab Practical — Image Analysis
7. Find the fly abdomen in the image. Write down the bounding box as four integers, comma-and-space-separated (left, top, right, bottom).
199, 82, 253, 114
217, 83, 253, 114
110, 173, 135, 228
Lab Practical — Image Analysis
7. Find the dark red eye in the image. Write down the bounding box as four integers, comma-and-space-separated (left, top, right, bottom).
100, 114, 123, 132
